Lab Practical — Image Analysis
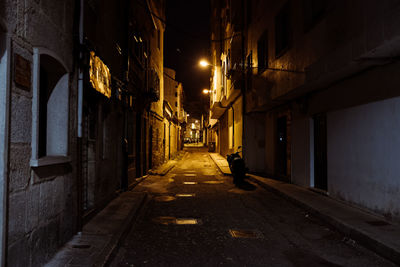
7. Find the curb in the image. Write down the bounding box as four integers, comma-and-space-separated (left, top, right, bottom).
159, 163, 175, 176
208, 154, 231, 176
148, 163, 175, 176
96, 193, 148, 266
247, 174, 400, 265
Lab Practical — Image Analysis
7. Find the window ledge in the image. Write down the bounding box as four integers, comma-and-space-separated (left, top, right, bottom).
30, 156, 71, 167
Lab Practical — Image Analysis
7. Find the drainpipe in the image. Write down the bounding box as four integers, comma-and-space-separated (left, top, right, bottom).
231, 105, 234, 149
76, 0, 84, 231
241, 0, 246, 159
0, 31, 11, 267
77, 0, 84, 138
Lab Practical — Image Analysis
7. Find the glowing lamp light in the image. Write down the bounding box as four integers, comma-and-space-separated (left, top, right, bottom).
202, 89, 211, 94
199, 59, 209, 67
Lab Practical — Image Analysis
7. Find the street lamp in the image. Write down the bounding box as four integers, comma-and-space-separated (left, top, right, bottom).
199, 59, 210, 67
202, 89, 211, 94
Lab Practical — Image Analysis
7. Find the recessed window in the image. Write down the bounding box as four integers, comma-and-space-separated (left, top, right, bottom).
257, 31, 268, 73
31, 48, 70, 166
275, 2, 291, 57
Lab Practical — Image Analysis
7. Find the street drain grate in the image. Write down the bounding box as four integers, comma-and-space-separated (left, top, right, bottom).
203, 181, 224, 184
229, 229, 263, 239
365, 220, 391, 226
154, 196, 176, 202
176, 193, 196, 197
152, 216, 201, 225
183, 182, 197, 185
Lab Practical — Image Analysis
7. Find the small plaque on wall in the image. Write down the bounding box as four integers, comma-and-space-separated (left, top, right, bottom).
14, 54, 31, 91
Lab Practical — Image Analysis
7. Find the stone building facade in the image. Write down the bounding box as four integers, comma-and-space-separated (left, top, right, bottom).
0, 0, 172, 265
164, 67, 185, 159
209, 0, 400, 222
79, 0, 128, 219
209, 0, 244, 158
0, 0, 78, 265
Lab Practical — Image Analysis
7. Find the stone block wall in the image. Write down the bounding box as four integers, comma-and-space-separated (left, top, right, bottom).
2, 0, 78, 265
150, 115, 165, 168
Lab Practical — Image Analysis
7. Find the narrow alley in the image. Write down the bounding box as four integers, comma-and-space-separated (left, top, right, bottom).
3, 1, 400, 265
109, 147, 395, 267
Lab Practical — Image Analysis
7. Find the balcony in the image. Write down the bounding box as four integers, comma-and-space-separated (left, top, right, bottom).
210, 101, 228, 119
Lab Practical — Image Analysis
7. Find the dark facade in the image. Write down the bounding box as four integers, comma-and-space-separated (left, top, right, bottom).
0, 0, 168, 265
209, 0, 400, 222
0, 0, 78, 265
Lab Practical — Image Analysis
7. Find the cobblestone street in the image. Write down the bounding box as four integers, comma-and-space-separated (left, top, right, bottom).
110, 147, 395, 267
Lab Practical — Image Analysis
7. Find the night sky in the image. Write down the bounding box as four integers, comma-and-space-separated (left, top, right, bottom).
164, 0, 211, 119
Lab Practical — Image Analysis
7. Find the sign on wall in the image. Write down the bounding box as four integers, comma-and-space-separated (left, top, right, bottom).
89, 51, 111, 98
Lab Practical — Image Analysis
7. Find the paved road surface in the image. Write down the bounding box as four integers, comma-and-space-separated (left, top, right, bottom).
110, 147, 395, 267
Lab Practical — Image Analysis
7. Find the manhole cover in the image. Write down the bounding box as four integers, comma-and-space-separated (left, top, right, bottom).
154, 196, 176, 202
176, 193, 195, 197
152, 217, 201, 225
203, 181, 224, 184
229, 229, 263, 239
183, 182, 197, 185
175, 218, 201, 225
365, 220, 391, 226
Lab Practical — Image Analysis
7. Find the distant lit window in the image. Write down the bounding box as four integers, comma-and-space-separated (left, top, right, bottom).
257, 31, 268, 73
303, 0, 326, 32
275, 2, 291, 57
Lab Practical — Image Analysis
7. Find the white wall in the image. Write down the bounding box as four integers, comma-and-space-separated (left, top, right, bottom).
328, 96, 400, 219
47, 74, 69, 156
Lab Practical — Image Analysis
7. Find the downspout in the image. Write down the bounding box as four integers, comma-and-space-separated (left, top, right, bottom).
240, 0, 246, 159
121, 0, 130, 191
76, 0, 84, 231
78, 0, 84, 138
231, 105, 234, 149
0, 31, 11, 267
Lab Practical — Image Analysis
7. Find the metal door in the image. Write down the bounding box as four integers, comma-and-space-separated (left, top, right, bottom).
314, 113, 327, 191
